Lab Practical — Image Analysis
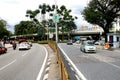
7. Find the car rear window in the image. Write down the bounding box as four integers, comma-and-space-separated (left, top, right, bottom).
86, 42, 94, 46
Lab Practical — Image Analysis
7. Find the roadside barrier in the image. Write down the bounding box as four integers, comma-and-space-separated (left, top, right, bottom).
48, 41, 68, 80
48, 41, 83, 80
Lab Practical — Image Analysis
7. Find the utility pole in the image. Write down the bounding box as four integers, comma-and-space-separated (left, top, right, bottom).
55, 21, 58, 42
54, 0, 59, 43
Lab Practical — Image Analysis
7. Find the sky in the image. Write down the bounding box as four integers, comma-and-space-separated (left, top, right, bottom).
0, 0, 90, 33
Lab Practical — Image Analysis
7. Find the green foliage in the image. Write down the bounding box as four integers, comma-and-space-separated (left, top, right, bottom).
82, 0, 120, 36
26, 4, 77, 33
14, 21, 38, 35
37, 27, 46, 36
116, 30, 120, 34
25, 3, 77, 41
25, 3, 56, 40
0, 19, 11, 39
57, 5, 77, 32
38, 3, 56, 20
37, 40, 48, 44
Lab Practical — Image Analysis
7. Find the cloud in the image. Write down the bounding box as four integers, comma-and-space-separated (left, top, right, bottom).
0, 0, 20, 4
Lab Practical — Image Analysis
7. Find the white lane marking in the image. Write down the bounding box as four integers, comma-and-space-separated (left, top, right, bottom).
105, 62, 120, 70
36, 46, 48, 80
90, 54, 120, 70
0, 59, 16, 71
22, 52, 28, 56
58, 44, 87, 80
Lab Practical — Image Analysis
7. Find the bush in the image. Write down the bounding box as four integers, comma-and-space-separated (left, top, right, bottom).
37, 41, 48, 44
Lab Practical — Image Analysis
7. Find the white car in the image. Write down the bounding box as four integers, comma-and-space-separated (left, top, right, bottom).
80, 40, 96, 53
27, 42, 32, 47
18, 42, 31, 50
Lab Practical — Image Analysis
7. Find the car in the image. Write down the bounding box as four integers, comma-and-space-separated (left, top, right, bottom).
27, 41, 32, 47
67, 40, 73, 45
18, 42, 31, 50
75, 40, 80, 44
0, 45, 7, 54
0, 47, 3, 54
80, 40, 96, 53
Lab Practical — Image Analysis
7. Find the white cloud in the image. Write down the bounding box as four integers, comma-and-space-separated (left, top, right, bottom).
0, 0, 90, 32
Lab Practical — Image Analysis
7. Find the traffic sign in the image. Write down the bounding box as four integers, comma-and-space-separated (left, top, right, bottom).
53, 14, 59, 22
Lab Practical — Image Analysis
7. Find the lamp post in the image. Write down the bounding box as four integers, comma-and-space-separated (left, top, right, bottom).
55, 20, 58, 42
54, 0, 58, 43
47, 24, 49, 41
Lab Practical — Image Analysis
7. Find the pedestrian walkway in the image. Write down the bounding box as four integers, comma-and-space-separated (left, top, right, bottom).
44, 45, 61, 80
5, 44, 12, 48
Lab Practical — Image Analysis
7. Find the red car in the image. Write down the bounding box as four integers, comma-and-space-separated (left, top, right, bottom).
0, 48, 3, 54
0, 46, 7, 54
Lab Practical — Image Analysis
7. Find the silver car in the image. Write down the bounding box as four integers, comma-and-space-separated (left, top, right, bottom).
67, 40, 73, 45
80, 40, 96, 53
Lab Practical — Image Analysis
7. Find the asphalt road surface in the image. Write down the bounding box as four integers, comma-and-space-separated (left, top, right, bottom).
58, 43, 120, 80
0, 43, 47, 80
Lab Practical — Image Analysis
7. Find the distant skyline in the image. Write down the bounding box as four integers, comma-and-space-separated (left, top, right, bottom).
0, 0, 90, 33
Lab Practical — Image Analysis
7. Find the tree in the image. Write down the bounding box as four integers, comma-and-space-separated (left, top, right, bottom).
14, 21, 38, 35
26, 9, 46, 40
82, 0, 120, 41
26, 4, 56, 40
26, 4, 77, 41
0, 19, 11, 39
57, 5, 77, 31
57, 5, 77, 40
39, 3, 56, 20
26, 9, 40, 25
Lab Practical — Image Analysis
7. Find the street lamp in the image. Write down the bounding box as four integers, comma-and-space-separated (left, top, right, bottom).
54, 0, 58, 43
55, 18, 58, 42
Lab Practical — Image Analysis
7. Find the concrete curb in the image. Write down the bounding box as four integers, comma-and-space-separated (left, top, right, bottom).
43, 45, 61, 80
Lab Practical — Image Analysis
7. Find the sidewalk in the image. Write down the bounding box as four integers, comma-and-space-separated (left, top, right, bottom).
44, 45, 61, 80
5, 44, 12, 48
95, 45, 120, 52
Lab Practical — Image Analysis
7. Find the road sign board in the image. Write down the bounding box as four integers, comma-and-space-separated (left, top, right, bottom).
53, 14, 59, 22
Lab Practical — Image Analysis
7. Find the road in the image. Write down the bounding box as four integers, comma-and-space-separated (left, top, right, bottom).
58, 43, 120, 80
0, 43, 47, 80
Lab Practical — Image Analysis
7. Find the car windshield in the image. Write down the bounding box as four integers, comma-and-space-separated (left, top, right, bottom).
86, 42, 94, 46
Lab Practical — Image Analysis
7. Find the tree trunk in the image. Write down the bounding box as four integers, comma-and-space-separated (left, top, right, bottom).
103, 24, 110, 42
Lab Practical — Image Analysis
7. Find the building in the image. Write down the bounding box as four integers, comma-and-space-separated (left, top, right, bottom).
79, 25, 88, 31
91, 25, 104, 35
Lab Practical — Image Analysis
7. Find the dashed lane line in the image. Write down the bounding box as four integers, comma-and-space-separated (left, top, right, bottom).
22, 52, 29, 56
0, 59, 16, 71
